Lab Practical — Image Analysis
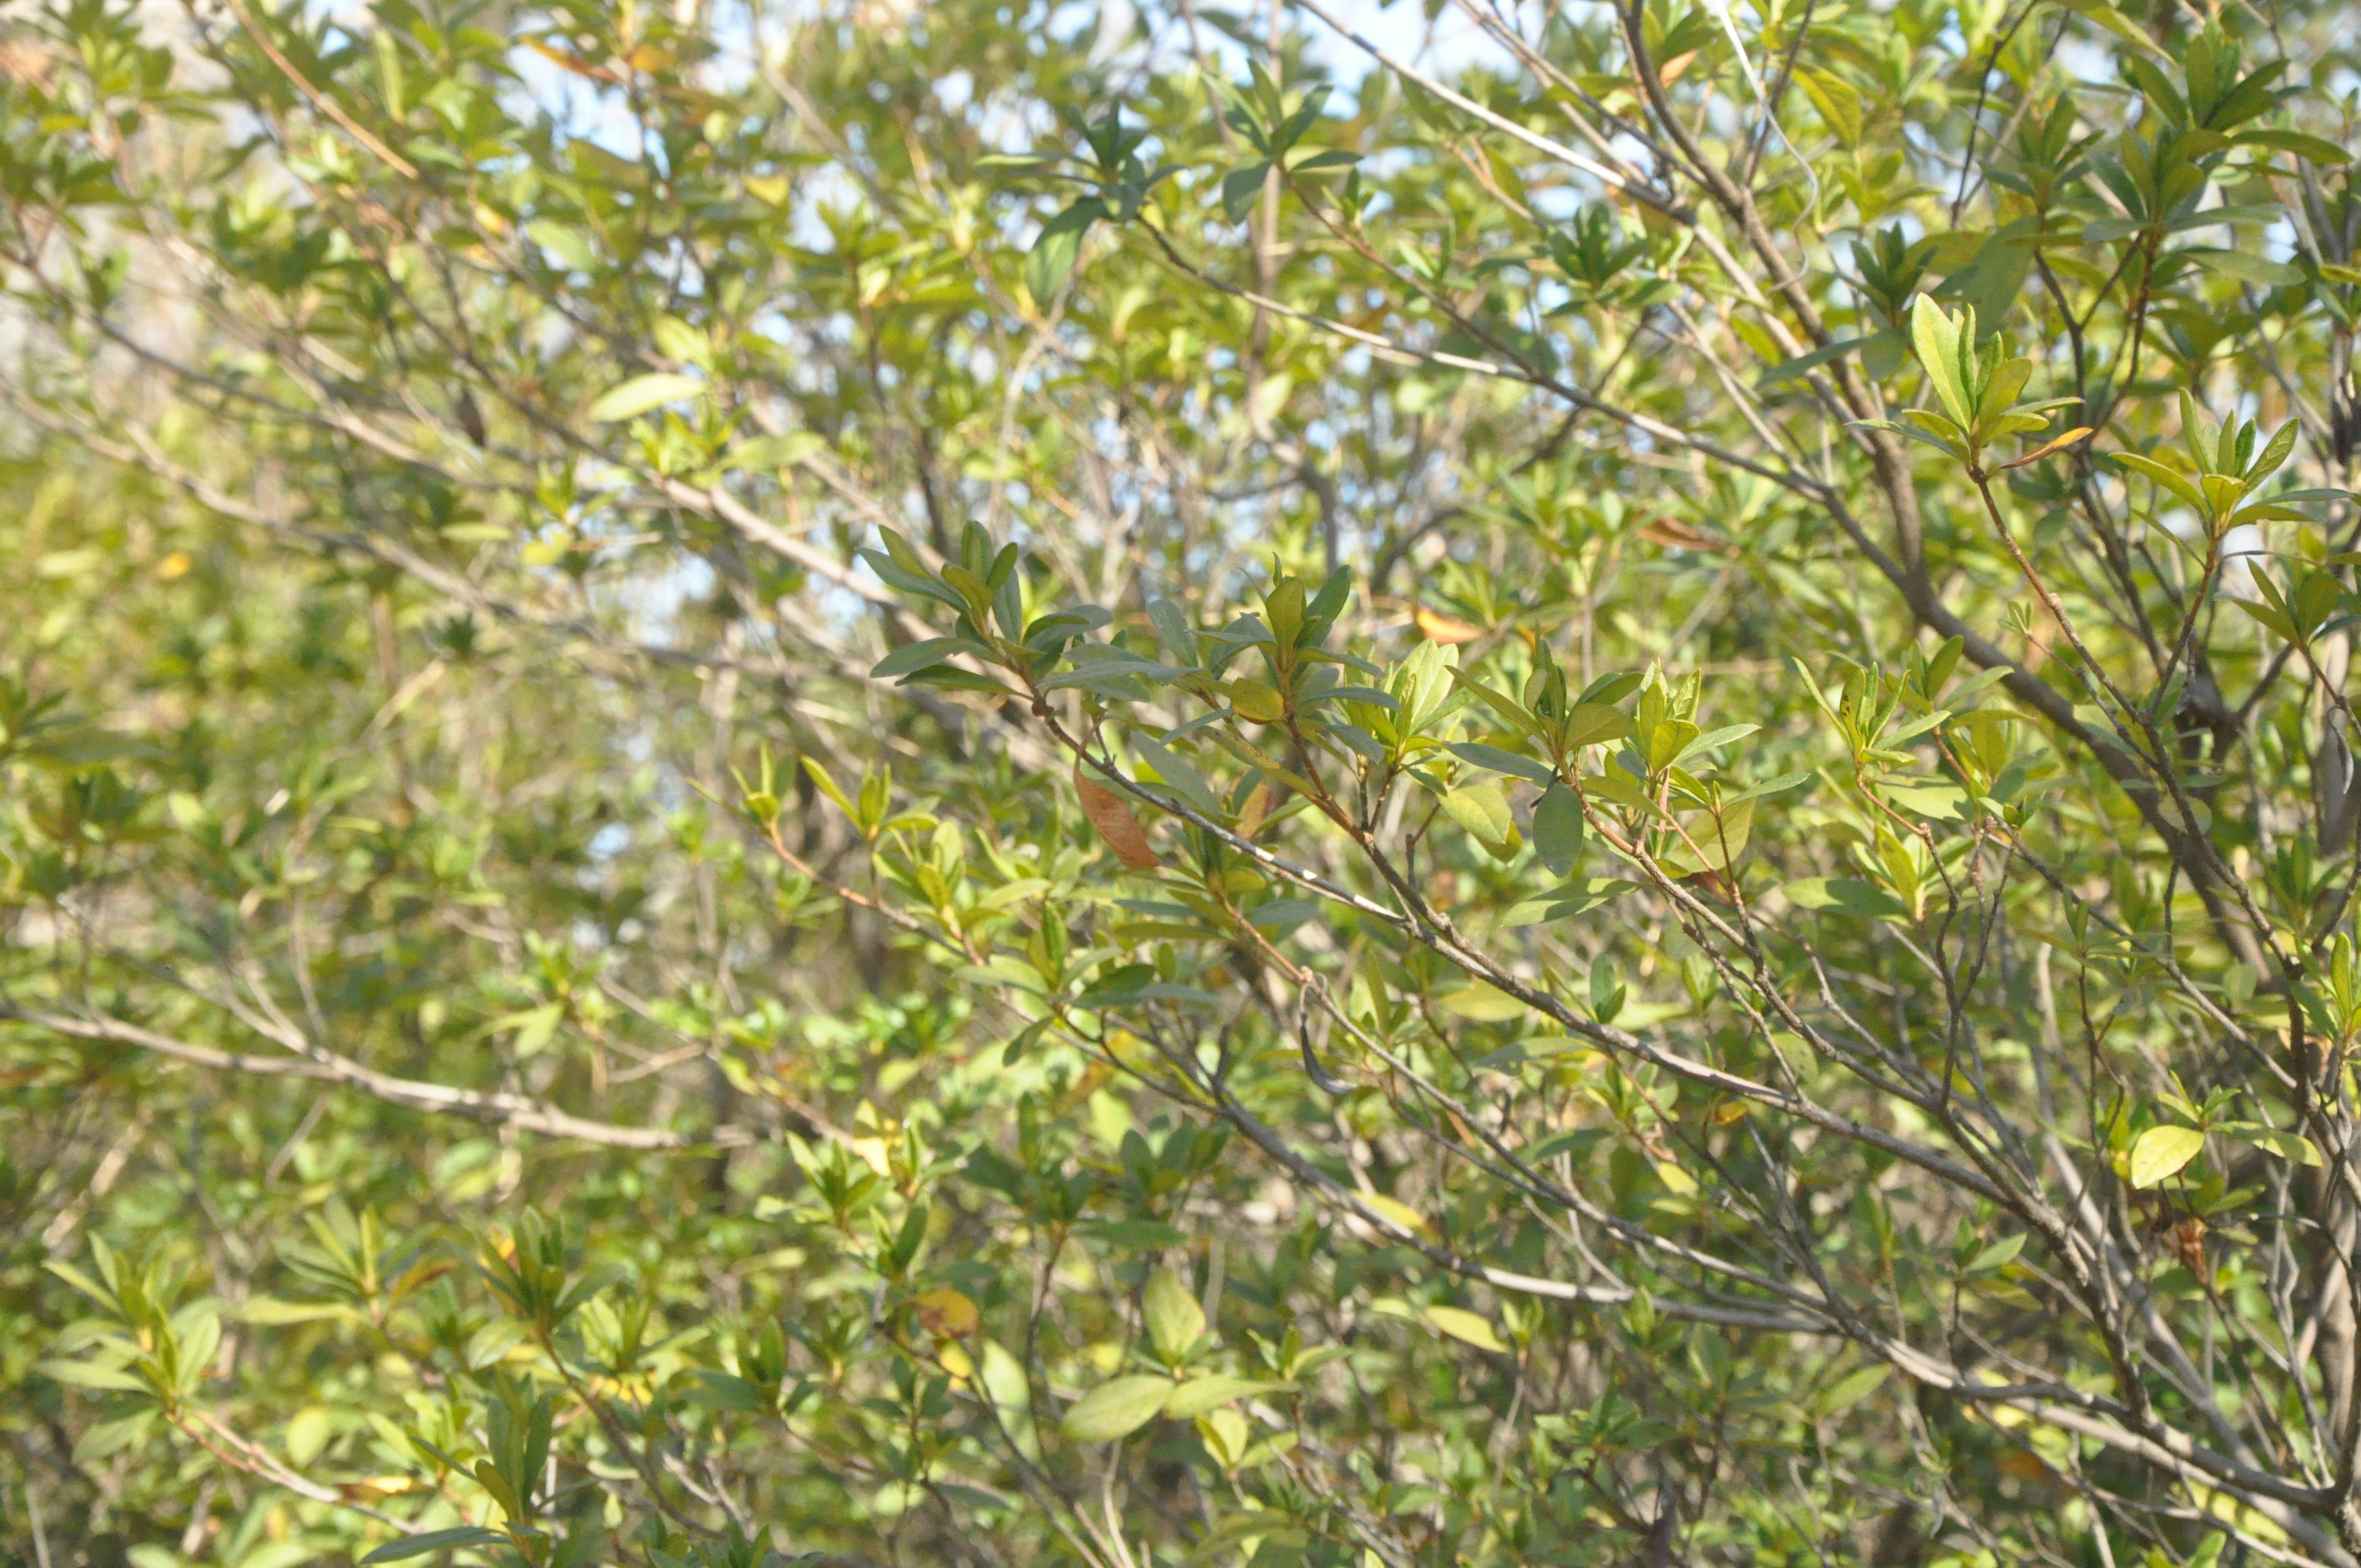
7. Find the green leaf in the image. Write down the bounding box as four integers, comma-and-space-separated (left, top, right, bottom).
360, 1529, 507, 1564
588, 373, 705, 422
1818, 1364, 1891, 1415
682, 1371, 766, 1411
2052, 0, 2169, 55
37, 1358, 148, 1392
1795, 69, 1863, 147
1026, 208, 1094, 301
2188, 248, 2303, 286
1502, 877, 1639, 925
73, 1411, 159, 1465
1560, 703, 1632, 750
1674, 722, 1757, 764
1163, 1375, 1287, 1419
526, 220, 596, 271
1883, 782, 1968, 821
1759, 336, 1864, 386
1963, 1232, 2025, 1274
1533, 782, 1586, 876
2106, 451, 2207, 512
1783, 877, 1907, 919
1220, 162, 1273, 222
2240, 1127, 2322, 1166
2128, 1125, 2205, 1189
728, 432, 823, 470
1908, 296, 1972, 428
1439, 983, 1530, 1022
2236, 129, 2351, 164
873, 638, 979, 679
1144, 1270, 1206, 1363
1445, 741, 1555, 784
1059, 1376, 1177, 1442
1439, 782, 1519, 857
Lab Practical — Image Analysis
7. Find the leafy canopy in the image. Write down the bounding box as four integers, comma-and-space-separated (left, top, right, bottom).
5, 0, 2361, 1566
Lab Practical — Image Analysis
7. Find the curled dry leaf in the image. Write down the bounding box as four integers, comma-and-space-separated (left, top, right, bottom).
1075, 767, 1162, 869
2169, 1216, 2210, 1284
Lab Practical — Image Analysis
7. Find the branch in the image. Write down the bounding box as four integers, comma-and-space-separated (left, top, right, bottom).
6, 1005, 757, 1152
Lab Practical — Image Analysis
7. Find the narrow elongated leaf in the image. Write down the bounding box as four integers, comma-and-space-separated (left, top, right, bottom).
2001, 427, 2093, 470
872, 638, 979, 679
1760, 336, 1864, 386
360, 1529, 505, 1564
2108, 451, 2207, 512
1909, 297, 1971, 427
1446, 741, 1556, 783
36, 1358, 147, 1392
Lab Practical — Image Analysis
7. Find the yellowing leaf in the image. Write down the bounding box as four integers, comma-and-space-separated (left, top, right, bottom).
2129, 1125, 2205, 1189
1909, 296, 1972, 429
1795, 68, 1862, 146
1357, 1193, 1431, 1235
2001, 427, 2094, 470
2244, 1127, 2322, 1167
1228, 678, 1286, 723
1415, 606, 1484, 645
286, 1406, 334, 1467
912, 1288, 978, 1338
1423, 1304, 1509, 1353
1439, 983, 1529, 1022
338, 1476, 421, 1502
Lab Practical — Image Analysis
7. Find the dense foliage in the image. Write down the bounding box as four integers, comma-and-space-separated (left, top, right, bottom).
6, 0, 2361, 1562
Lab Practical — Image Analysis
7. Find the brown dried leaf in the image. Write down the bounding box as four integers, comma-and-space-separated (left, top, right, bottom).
2169, 1215, 2210, 1283
1076, 768, 1162, 869
524, 36, 623, 83
1636, 517, 1731, 555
